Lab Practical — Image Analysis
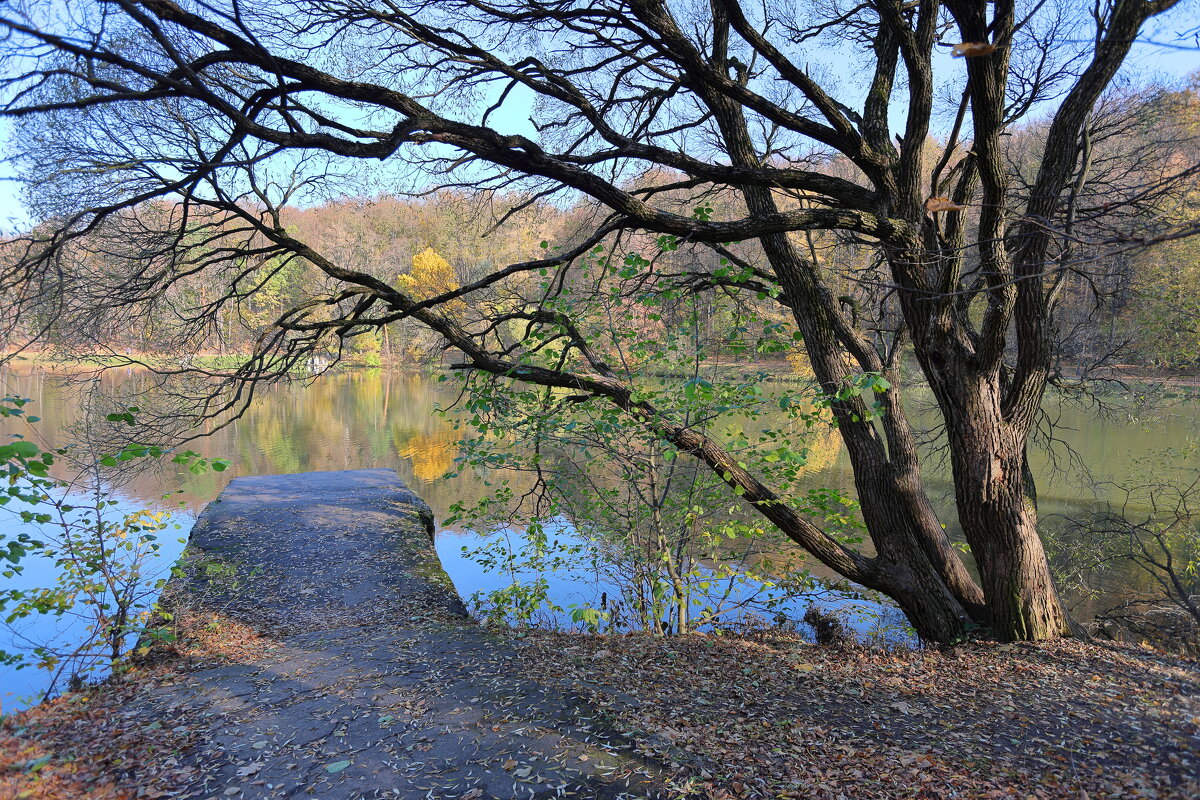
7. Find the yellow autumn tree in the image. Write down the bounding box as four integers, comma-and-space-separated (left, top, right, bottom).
398, 247, 463, 308
393, 247, 466, 363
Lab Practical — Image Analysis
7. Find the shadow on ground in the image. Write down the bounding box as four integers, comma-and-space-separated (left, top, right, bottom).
147, 469, 667, 800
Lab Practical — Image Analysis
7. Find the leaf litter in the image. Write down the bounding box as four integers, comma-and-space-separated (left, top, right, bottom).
2, 469, 1197, 799
512, 629, 1199, 799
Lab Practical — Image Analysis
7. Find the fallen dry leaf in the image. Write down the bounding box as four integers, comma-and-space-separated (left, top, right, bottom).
513, 630, 1200, 799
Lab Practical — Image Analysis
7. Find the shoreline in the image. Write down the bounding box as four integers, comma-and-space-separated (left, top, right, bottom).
1, 470, 1198, 799
7, 352, 1200, 394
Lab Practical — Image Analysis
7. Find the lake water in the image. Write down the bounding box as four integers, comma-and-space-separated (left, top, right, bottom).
1, 364, 1196, 707
0, 493, 194, 710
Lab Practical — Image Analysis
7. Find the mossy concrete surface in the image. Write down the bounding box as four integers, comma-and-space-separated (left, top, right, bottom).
147, 469, 665, 799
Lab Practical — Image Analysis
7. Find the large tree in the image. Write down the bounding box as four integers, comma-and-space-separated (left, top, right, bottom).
1, 0, 1196, 642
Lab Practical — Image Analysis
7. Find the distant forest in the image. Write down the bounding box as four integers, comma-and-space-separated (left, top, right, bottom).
7, 75, 1199, 375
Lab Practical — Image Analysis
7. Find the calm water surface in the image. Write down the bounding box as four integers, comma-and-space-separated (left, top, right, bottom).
1, 364, 1195, 707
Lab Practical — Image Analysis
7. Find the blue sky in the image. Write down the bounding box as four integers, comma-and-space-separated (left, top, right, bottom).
1, 12, 1197, 234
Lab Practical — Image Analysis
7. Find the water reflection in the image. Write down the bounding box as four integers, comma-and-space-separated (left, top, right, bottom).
0, 362, 1197, 683
4, 363, 1196, 545
0, 493, 193, 711
434, 523, 910, 640
0, 366, 491, 520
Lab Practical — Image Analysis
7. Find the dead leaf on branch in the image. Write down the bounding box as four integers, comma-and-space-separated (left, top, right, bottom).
925, 197, 967, 213
951, 42, 998, 58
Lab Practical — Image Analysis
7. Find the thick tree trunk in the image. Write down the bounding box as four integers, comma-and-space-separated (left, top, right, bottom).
943, 379, 1072, 640
970, 502, 1070, 641
761, 247, 986, 641
679, 38, 990, 643
766, 252, 987, 641
855, 488, 984, 643
872, 551, 979, 644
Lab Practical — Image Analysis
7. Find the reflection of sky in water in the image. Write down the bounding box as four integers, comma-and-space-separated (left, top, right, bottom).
433, 522, 911, 642
0, 493, 193, 712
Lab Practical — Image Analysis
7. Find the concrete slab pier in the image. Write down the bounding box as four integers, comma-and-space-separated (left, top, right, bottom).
146, 470, 664, 799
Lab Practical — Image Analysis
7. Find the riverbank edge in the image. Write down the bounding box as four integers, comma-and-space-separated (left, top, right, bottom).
10, 350, 1200, 392
1, 471, 1198, 799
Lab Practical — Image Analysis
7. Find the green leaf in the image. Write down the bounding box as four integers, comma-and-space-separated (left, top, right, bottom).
8, 440, 40, 459
25, 754, 53, 773
324, 760, 351, 773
